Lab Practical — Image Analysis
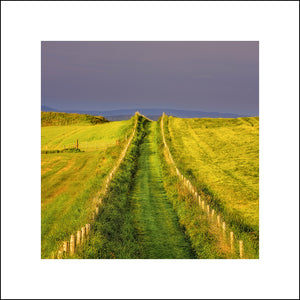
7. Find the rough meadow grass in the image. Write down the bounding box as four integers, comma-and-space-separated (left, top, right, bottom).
162, 115, 259, 257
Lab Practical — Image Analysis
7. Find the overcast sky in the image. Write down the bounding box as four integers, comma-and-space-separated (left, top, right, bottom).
41, 41, 259, 115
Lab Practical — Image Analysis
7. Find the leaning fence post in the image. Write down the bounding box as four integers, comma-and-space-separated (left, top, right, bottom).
70, 234, 75, 255
239, 240, 244, 259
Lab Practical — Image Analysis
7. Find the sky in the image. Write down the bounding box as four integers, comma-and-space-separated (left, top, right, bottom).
41, 41, 259, 115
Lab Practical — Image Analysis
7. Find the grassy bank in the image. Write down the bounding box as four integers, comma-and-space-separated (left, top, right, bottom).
81, 115, 148, 258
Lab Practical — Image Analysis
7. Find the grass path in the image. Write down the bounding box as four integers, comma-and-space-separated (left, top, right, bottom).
130, 122, 195, 258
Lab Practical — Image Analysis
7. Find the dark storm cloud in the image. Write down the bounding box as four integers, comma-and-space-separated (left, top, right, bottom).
41, 41, 259, 115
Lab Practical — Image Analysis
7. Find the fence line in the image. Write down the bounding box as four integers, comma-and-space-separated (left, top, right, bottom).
135, 111, 154, 122
160, 112, 244, 259
52, 113, 139, 258
41, 141, 119, 152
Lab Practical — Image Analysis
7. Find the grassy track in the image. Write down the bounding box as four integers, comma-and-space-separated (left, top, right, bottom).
130, 122, 195, 258
82, 119, 195, 259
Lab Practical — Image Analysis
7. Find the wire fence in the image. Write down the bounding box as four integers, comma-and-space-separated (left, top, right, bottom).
160, 112, 246, 259
51, 113, 139, 259
41, 139, 126, 153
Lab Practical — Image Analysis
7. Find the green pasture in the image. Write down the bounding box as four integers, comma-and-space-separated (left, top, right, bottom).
41, 119, 132, 151
164, 116, 259, 235
41, 118, 134, 258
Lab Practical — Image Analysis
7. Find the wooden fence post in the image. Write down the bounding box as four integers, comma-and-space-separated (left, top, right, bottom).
76, 230, 81, 246
76, 139, 78, 149
207, 204, 210, 215
217, 215, 220, 226
91, 212, 95, 222
81, 227, 86, 243
239, 240, 244, 259
63, 241, 69, 256
230, 231, 234, 252
211, 209, 215, 218
201, 201, 205, 210
70, 234, 75, 255
57, 249, 63, 259
222, 222, 226, 238
85, 223, 90, 236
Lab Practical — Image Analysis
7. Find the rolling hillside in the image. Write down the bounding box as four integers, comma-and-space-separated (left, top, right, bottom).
41, 111, 108, 126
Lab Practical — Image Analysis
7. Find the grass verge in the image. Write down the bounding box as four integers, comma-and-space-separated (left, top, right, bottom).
80, 115, 148, 258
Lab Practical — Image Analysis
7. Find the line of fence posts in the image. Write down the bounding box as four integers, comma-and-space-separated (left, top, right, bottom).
44, 134, 134, 153
55, 210, 98, 258
161, 113, 245, 259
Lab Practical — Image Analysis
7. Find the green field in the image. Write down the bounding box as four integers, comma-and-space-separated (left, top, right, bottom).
41, 112, 259, 259
41, 120, 131, 151
41, 116, 134, 258
163, 115, 259, 254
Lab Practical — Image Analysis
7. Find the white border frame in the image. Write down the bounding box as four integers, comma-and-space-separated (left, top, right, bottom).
1, 2, 299, 299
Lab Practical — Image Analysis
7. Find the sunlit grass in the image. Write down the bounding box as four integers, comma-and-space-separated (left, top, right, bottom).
165, 116, 259, 231
41, 118, 134, 258
82, 119, 195, 259
41, 119, 132, 151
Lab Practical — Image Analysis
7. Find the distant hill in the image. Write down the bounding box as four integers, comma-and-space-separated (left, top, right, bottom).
41, 105, 59, 112
41, 107, 251, 121
41, 111, 108, 126
101, 109, 247, 121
